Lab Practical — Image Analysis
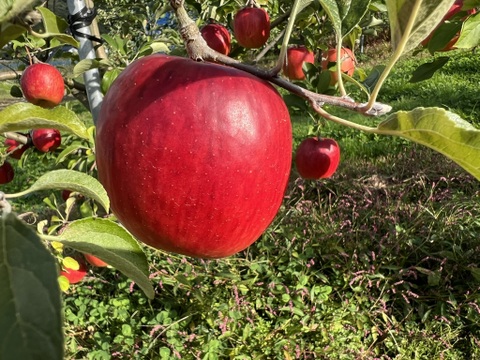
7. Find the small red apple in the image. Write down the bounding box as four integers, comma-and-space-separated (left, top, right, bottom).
283, 46, 315, 80
60, 258, 87, 284
20, 63, 65, 108
4, 138, 30, 160
84, 253, 108, 268
233, 7, 270, 48
321, 48, 356, 85
0, 161, 14, 184
31, 128, 61, 153
295, 137, 340, 179
200, 23, 231, 55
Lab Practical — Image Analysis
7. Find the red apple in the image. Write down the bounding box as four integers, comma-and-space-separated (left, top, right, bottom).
20, 63, 65, 108
31, 128, 61, 153
4, 138, 30, 160
60, 258, 87, 284
84, 253, 108, 268
200, 23, 231, 55
95, 54, 292, 258
421, 0, 476, 51
283, 46, 315, 80
233, 7, 270, 48
321, 48, 356, 85
295, 137, 340, 179
0, 161, 14, 184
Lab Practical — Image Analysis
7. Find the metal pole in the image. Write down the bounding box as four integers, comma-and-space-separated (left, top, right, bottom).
66, 0, 103, 124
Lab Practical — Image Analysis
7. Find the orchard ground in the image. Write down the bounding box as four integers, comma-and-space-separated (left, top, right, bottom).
2, 50, 480, 358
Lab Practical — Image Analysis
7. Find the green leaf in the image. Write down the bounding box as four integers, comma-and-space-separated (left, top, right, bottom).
35, 7, 78, 47
101, 68, 122, 94
0, 22, 26, 48
0, 0, 37, 24
54, 218, 154, 299
409, 57, 450, 83
0, 103, 89, 139
73, 58, 111, 79
378, 107, 480, 180
455, 12, 480, 48
341, 0, 372, 38
319, 0, 342, 35
386, 0, 456, 53
5, 169, 110, 212
0, 212, 63, 360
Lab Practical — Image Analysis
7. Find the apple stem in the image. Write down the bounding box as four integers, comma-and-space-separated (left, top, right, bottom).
170, 0, 392, 117
67, 0, 104, 124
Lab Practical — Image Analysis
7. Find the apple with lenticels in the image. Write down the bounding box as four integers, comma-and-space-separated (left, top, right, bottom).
20, 63, 65, 108
233, 6, 270, 48
95, 54, 292, 258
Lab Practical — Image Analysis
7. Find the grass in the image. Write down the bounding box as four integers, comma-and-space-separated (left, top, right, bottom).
3, 50, 480, 359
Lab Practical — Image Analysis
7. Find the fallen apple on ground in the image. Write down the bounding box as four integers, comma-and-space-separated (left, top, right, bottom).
295, 137, 341, 179
0, 161, 14, 184
4, 138, 30, 160
96, 54, 292, 258
20, 63, 65, 108
60, 258, 87, 284
84, 254, 108, 268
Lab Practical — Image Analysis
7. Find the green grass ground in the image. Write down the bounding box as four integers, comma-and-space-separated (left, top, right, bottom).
2, 50, 480, 359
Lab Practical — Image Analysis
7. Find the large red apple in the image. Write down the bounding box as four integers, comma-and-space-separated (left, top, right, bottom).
0, 161, 14, 184
95, 54, 292, 258
321, 48, 356, 85
233, 7, 270, 48
20, 63, 65, 108
295, 137, 340, 179
283, 46, 315, 80
200, 23, 231, 55
31, 128, 61, 153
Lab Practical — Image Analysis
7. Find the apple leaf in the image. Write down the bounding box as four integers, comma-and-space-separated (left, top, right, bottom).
0, 0, 37, 24
455, 12, 480, 49
386, 0, 455, 53
377, 107, 480, 180
0, 22, 26, 48
409, 57, 450, 83
4, 169, 110, 212
53, 218, 155, 300
35, 7, 78, 47
341, 0, 372, 38
0, 103, 89, 139
319, 0, 342, 35
0, 212, 63, 360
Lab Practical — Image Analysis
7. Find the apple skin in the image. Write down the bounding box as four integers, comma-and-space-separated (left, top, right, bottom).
200, 23, 231, 55
31, 128, 62, 153
95, 54, 292, 258
84, 254, 108, 268
20, 63, 65, 108
295, 137, 340, 180
60, 258, 87, 284
321, 48, 356, 85
0, 161, 14, 184
283, 46, 315, 80
233, 7, 270, 48
4, 138, 30, 160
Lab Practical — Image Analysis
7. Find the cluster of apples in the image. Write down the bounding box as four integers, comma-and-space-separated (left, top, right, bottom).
200, 4, 270, 55
0, 63, 64, 184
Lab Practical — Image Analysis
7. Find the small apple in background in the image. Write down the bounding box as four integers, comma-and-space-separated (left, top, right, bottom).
233, 7, 270, 48
200, 23, 231, 55
321, 48, 356, 85
20, 63, 65, 108
60, 258, 87, 284
0, 161, 15, 184
84, 254, 108, 268
421, 0, 476, 51
283, 46, 315, 80
295, 137, 341, 180
31, 128, 62, 153
4, 138, 30, 160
